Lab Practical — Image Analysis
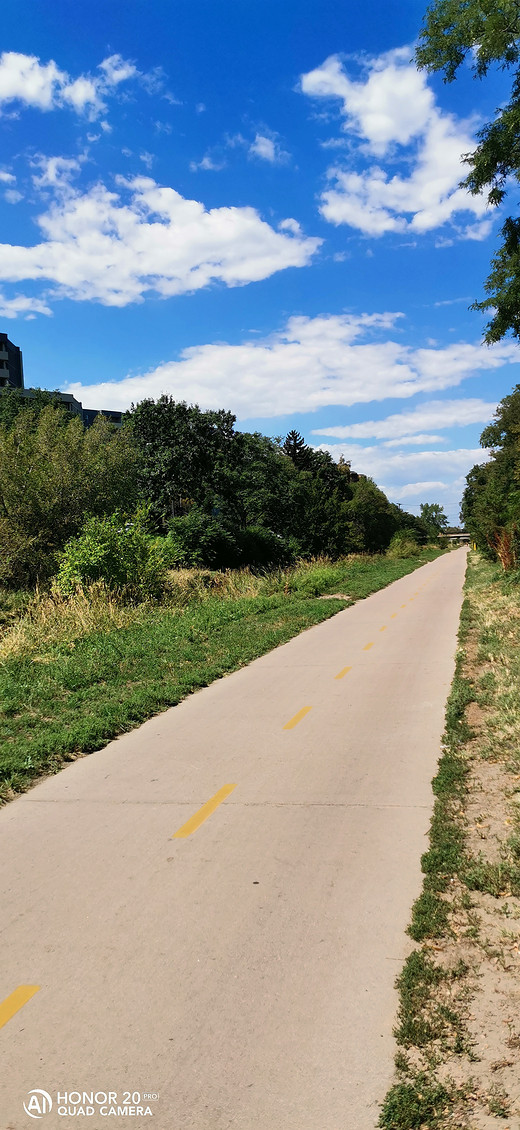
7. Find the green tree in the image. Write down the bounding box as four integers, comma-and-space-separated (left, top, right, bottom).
346, 477, 401, 553
416, 1, 520, 341
126, 396, 414, 565
282, 429, 312, 470
0, 387, 66, 430
126, 397, 237, 525
460, 385, 520, 564
287, 471, 357, 556
419, 502, 449, 538
0, 406, 139, 585
222, 431, 299, 534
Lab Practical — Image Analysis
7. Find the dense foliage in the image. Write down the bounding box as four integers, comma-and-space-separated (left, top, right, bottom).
0, 396, 139, 587
125, 397, 428, 568
419, 502, 449, 539
461, 384, 520, 567
0, 390, 433, 589
54, 510, 168, 599
416, 1, 520, 342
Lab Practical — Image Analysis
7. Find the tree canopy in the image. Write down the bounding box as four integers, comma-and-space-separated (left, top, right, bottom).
0, 391, 435, 586
0, 405, 139, 586
416, 1, 520, 341
420, 502, 449, 538
127, 397, 433, 564
461, 384, 520, 566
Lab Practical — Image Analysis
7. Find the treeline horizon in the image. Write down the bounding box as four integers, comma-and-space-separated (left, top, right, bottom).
0, 387, 441, 591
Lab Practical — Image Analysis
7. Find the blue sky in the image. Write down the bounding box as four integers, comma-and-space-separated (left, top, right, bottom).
1, 0, 519, 522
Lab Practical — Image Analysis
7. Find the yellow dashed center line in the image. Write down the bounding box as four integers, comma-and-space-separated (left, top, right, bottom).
172, 784, 237, 839
0, 985, 40, 1031
363, 642, 374, 651
334, 666, 352, 680
283, 706, 313, 730
390, 613, 398, 619
379, 625, 387, 632
401, 604, 407, 609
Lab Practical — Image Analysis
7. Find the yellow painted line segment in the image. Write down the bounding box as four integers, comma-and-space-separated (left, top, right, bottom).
379, 625, 387, 632
363, 642, 374, 651
334, 666, 352, 680
0, 986, 40, 1030
390, 613, 398, 619
283, 706, 312, 730
172, 784, 237, 839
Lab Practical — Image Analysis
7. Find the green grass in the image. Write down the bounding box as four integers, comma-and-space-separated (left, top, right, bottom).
394, 951, 469, 1053
464, 857, 520, 898
378, 1073, 455, 1129
408, 596, 473, 942
0, 550, 442, 802
394, 951, 447, 1047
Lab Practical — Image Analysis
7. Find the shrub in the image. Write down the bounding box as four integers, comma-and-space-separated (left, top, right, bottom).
387, 530, 422, 558
235, 526, 297, 568
54, 510, 167, 600
165, 509, 297, 569
490, 523, 519, 570
0, 518, 45, 588
165, 511, 240, 568
0, 405, 139, 588
284, 562, 344, 597
395, 527, 421, 544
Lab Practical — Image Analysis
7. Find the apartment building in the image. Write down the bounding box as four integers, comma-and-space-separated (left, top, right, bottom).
0, 333, 122, 426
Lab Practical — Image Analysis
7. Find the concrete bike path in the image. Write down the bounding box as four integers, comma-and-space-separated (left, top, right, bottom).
0, 548, 468, 1129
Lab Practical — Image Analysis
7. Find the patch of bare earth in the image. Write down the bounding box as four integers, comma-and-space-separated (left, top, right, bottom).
436, 887, 520, 1127
465, 759, 516, 865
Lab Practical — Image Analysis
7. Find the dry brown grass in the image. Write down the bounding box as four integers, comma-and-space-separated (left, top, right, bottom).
164, 566, 263, 604
0, 568, 271, 662
469, 564, 520, 768
0, 583, 145, 661
0, 558, 341, 662
0, 553, 439, 666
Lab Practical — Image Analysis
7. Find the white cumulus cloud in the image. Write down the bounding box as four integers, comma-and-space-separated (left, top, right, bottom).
4, 189, 23, 204
315, 444, 487, 481
190, 154, 226, 172
0, 291, 52, 318
249, 132, 290, 164
312, 398, 498, 440
300, 49, 491, 238
0, 51, 140, 120
62, 312, 519, 417
0, 175, 320, 308
31, 154, 84, 189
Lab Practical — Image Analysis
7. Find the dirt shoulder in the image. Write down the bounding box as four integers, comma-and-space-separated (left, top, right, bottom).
379, 552, 520, 1130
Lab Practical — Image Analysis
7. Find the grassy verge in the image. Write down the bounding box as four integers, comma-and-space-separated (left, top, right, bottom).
379, 552, 520, 1129
0, 549, 442, 804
